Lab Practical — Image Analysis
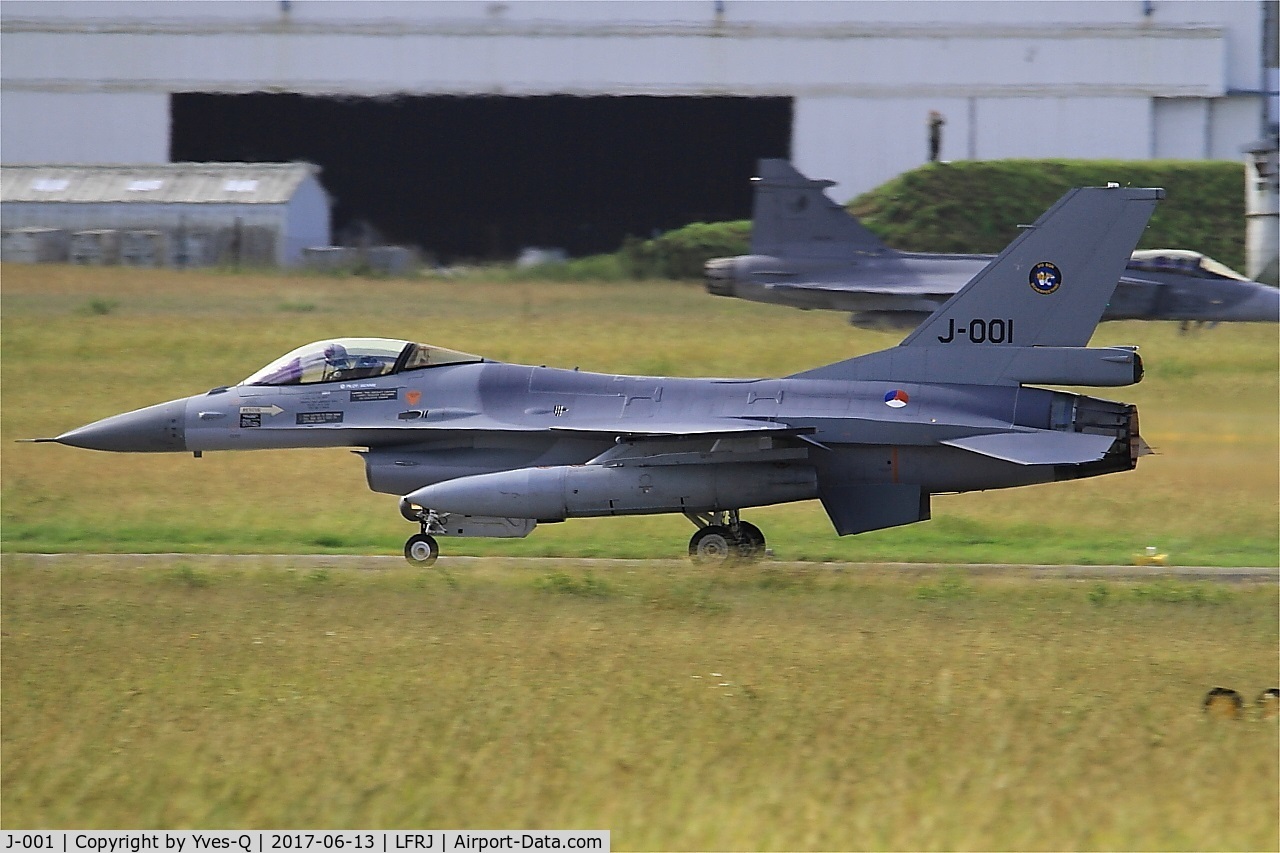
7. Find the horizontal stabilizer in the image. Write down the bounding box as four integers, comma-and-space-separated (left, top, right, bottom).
941, 431, 1117, 465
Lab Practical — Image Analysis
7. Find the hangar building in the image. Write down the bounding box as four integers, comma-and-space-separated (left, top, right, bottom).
0, 163, 329, 267
1, 1, 1274, 261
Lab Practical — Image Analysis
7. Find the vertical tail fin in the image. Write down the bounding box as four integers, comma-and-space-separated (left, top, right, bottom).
900, 186, 1163, 349
750, 159, 891, 259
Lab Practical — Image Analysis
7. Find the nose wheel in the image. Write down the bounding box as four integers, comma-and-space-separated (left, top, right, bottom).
404, 533, 439, 567
685, 511, 767, 564
400, 499, 444, 566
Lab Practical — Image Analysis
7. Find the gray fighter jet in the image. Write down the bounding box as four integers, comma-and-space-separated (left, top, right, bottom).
36, 186, 1161, 566
706, 159, 1279, 330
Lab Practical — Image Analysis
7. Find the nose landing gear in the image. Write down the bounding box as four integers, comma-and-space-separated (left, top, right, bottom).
685, 510, 767, 564
400, 499, 443, 567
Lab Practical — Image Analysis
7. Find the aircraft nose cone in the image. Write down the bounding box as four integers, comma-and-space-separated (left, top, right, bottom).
704, 258, 738, 296
54, 398, 188, 452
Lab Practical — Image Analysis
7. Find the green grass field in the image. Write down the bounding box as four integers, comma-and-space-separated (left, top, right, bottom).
2, 264, 1276, 565
3, 265, 1277, 847
2, 556, 1277, 848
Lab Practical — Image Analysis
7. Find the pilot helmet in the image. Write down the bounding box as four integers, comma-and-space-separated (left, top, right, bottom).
323, 342, 350, 365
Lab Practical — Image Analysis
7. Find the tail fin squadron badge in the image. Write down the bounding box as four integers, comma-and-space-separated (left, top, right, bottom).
1030, 262, 1062, 295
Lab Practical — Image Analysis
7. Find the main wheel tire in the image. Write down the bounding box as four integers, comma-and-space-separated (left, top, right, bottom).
404, 533, 440, 567
690, 525, 735, 564
734, 521, 767, 560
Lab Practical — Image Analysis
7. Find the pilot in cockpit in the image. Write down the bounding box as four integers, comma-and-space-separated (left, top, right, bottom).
322, 343, 352, 379
324, 343, 393, 381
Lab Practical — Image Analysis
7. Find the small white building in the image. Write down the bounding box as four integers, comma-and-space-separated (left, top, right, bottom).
0, 162, 330, 267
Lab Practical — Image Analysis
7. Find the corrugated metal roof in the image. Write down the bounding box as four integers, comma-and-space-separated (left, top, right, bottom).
1, 163, 321, 204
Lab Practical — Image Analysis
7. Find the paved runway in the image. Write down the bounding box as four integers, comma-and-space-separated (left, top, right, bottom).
8, 553, 1277, 583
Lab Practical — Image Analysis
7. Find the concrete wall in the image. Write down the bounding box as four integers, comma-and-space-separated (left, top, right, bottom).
1, 0, 1268, 201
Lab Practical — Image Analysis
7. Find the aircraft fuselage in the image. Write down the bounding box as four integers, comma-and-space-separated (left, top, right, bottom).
63, 360, 1137, 510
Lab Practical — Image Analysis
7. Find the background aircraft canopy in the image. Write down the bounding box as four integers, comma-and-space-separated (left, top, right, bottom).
1128, 249, 1250, 281
241, 338, 482, 386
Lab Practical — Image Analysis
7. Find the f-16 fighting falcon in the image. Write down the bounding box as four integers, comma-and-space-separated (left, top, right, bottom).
36, 185, 1160, 566
706, 159, 1279, 330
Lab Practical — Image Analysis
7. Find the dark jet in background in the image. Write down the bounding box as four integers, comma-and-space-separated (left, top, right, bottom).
706, 159, 1279, 331
36, 187, 1160, 566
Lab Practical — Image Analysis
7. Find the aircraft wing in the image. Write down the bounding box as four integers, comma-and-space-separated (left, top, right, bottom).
198, 413, 809, 453
1116, 274, 1162, 287
584, 427, 813, 468
285, 417, 808, 456
763, 280, 957, 296
550, 417, 807, 438
941, 430, 1117, 465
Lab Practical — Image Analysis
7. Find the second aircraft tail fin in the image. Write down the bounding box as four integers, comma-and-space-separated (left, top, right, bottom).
790, 185, 1163, 386
749, 159, 892, 259
900, 185, 1163, 349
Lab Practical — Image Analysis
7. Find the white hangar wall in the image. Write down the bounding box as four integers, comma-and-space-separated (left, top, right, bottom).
1, 0, 1267, 202
1, 92, 171, 164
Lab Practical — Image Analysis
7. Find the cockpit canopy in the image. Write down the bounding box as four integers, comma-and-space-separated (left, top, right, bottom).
240, 338, 483, 386
1129, 249, 1250, 282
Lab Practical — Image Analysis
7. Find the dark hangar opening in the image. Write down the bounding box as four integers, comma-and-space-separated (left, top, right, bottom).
171, 93, 792, 262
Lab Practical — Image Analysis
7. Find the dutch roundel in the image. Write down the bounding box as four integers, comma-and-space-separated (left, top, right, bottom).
884, 389, 909, 408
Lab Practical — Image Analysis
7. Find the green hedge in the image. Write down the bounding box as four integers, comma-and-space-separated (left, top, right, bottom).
851, 160, 1246, 270
617, 221, 753, 279
515, 159, 1246, 280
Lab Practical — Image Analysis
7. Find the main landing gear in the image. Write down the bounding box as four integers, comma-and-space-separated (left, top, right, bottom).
396, 500, 767, 567
684, 510, 767, 564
